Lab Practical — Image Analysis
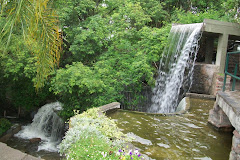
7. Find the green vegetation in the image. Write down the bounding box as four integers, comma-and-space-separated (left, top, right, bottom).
0, 0, 239, 159
0, 118, 11, 136
0, 0, 62, 89
0, 0, 239, 118
60, 108, 143, 159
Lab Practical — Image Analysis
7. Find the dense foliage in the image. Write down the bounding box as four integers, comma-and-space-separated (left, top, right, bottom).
0, 118, 11, 136
0, 0, 239, 118
0, 33, 52, 112
0, 0, 62, 89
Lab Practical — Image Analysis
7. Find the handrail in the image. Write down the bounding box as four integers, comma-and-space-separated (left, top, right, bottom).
223, 51, 240, 91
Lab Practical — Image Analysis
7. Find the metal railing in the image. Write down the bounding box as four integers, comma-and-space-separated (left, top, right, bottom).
223, 51, 240, 91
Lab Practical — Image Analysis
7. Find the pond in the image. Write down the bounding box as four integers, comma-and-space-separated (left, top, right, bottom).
108, 98, 233, 160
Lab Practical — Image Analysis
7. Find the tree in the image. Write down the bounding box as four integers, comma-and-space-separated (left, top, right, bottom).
0, 32, 52, 111
0, 0, 62, 89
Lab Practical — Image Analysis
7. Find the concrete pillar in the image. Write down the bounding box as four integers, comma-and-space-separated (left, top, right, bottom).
205, 37, 215, 64
216, 34, 229, 73
229, 130, 240, 160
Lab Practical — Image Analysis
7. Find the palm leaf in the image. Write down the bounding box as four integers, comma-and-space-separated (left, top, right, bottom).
0, 0, 62, 90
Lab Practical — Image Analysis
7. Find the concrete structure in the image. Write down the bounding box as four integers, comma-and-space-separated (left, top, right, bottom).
208, 91, 240, 159
0, 142, 41, 160
191, 63, 232, 95
0, 124, 42, 160
190, 19, 240, 96
98, 102, 120, 114
191, 63, 219, 95
203, 19, 240, 73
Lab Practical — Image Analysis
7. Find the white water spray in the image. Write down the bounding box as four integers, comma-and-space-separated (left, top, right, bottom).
149, 23, 203, 113
15, 102, 64, 152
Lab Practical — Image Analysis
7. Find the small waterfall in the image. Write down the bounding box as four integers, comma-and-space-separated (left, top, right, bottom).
149, 23, 203, 113
15, 102, 64, 152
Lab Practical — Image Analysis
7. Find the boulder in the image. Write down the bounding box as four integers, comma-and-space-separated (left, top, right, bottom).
29, 138, 41, 143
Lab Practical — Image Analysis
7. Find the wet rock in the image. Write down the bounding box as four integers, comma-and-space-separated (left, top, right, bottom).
29, 138, 41, 143
30, 111, 37, 119
0, 124, 21, 143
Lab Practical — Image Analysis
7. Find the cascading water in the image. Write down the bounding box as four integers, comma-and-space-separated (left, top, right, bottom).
15, 102, 64, 152
149, 23, 203, 113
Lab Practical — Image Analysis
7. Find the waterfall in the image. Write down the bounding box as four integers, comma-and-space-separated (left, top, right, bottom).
15, 102, 64, 152
149, 23, 203, 113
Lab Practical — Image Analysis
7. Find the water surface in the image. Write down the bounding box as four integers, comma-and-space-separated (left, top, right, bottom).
108, 98, 232, 160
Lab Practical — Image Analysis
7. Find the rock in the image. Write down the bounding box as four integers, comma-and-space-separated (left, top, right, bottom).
29, 138, 41, 143
0, 124, 22, 143
30, 111, 37, 119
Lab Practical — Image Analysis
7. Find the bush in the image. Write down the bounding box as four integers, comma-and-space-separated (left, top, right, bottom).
59, 108, 144, 160
50, 62, 109, 119
0, 118, 11, 136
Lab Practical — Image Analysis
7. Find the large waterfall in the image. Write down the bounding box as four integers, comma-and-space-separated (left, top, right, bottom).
149, 23, 203, 113
15, 102, 64, 152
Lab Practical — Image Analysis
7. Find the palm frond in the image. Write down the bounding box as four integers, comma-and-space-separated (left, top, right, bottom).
0, 0, 62, 90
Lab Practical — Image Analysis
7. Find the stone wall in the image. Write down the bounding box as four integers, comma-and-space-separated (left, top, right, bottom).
190, 63, 219, 95
190, 63, 231, 95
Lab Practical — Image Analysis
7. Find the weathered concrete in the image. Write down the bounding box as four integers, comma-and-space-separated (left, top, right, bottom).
208, 91, 240, 159
205, 37, 215, 64
216, 34, 229, 73
190, 63, 232, 95
213, 74, 231, 95
203, 19, 240, 36
98, 102, 120, 113
208, 101, 233, 131
203, 19, 240, 74
230, 130, 240, 160
212, 91, 240, 131
208, 91, 240, 131
0, 142, 41, 160
186, 93, 216, 100
191, 63, 219, 94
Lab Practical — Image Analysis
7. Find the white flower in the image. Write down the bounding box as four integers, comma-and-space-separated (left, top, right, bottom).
116, 151, 120, 156
101, 152, 107, 157
134, 149, 139, 155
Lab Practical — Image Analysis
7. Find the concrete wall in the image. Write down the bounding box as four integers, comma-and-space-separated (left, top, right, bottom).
190, 63, 219, 95
190, 63, 232, 95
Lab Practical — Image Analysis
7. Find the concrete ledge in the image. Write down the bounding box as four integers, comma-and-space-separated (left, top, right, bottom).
0, 142, 41, 160
217, 91, 240, 132
203, 19, 240, 36
98, 102, 120, 113
186, 93, 216, 100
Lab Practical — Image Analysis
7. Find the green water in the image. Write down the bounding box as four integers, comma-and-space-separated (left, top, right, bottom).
108, 98, 232, 160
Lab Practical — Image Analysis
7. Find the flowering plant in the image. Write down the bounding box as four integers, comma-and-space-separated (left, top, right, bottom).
117, 149, 144, 160
59, 108, 143, 159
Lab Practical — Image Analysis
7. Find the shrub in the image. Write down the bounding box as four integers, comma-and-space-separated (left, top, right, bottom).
50, 62, 110, 119
59, 108, 144, 159
0, 118, 11, 136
